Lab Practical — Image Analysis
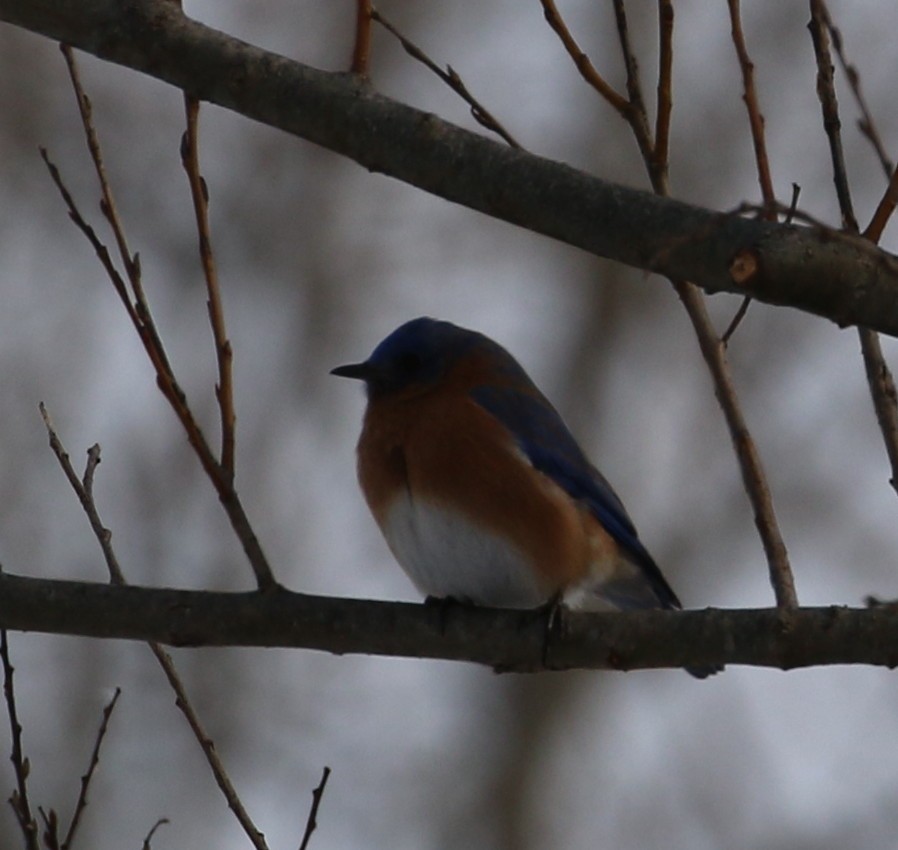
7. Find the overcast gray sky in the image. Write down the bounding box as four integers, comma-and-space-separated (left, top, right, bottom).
1, 2, 898, 848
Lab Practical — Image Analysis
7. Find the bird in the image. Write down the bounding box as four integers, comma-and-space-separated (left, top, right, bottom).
332, 317, 719, 678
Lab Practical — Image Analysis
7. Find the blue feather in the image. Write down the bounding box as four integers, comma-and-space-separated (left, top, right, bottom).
470, 383, 681, 610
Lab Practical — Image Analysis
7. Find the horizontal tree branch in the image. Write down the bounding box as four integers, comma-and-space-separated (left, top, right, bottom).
1, 572, 896, 672
3, 0, 898, 334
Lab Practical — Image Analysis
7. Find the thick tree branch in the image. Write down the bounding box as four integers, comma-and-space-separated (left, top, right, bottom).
0, 572, 896, 672
2, 0, 898, 334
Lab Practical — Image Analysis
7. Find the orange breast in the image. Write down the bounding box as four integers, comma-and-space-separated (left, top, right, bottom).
356, 379, 602, 600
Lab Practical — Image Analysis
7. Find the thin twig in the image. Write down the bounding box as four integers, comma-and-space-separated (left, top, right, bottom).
809, 0, 898, 500
38, 806, 60, 850
60, 45, 137, 280
539, 0, 631, 115
41, 407, 125, 585
722, 187, 801, 346
1, 629, 40, 850
858, 329, 898, 496
540, 0, 798, 607
62, 688, 121, 850
149, 642, 271, 848
181, 96, 237, 478
722, 0, 778, 344
350, 0, 372, 75
807, 2, 858, 231
675, 281, 798, 607
720, 297, 752, 346
820, 5, 893, 177
141, 818, 170, 850
611, 0, 656, 177
864, 164, 898, 243
653, 1, 674, 182
727, 0, 776, 213
371, 9, 521, 148
622, 1, 798, 607
297, 766, 331, 850
39, 410, 272, 850
47, 49, 276, 591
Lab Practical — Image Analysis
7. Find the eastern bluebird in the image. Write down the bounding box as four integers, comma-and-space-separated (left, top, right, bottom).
333, 317, 719, 678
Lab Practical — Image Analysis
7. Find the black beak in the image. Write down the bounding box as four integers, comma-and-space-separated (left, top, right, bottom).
330, 361, 373, 381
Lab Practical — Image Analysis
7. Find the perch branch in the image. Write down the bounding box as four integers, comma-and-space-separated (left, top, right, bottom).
0, 571, 897, 671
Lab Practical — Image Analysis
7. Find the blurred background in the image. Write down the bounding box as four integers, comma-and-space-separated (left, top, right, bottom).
2, 1, 898, 848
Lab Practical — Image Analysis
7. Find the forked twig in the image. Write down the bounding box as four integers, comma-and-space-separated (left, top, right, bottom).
820, 6, 893, 177
46, 47, 275, 591
539, 0, 631, 115
541, 0, 799, 607
371, 8, 521, 148
809, 0, 898, 498
38, 410, 271, 850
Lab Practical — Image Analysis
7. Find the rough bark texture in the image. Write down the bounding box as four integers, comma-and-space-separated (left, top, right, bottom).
2, 0, 898, 335
1, 572, 895, 672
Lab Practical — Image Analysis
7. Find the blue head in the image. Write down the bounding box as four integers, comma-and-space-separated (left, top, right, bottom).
331, 317, 511, 397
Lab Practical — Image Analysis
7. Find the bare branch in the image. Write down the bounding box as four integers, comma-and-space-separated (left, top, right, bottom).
807, 1, 858, 232
180, 97, 237, 478
673, 282, 798, 607
2, 629, 40, 850
60, 44, 138, 279
141, 818, 170, 850
297, 766, 331, 850
653, 0, 674, 180
554, 0, 797, 606
720, 296, 752, 346
611, 0, 655, 177
820, 5, 893, 177
39, 413, 271, 850
46, 48, 276, 590
62, 688, 121, 850
538, 0, 631, 115
727, 0, 776, 216
865, 165, 898, 244
350, 0, 372, 76
1, 1, 896, 333
808, 1, 898, 502
1, 571, 897, 672
371, 8, 521, 148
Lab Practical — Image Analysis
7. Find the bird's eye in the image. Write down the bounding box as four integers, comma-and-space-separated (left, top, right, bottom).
396, 352, 422, 375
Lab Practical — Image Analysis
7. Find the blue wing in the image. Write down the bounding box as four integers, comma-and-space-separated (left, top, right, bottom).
470, 383, 680, 610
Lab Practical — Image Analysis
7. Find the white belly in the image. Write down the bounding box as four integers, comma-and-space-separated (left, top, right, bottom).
382, 492, 547, 608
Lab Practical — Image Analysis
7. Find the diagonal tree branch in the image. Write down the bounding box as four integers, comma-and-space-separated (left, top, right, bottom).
1, 0, 898, 334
